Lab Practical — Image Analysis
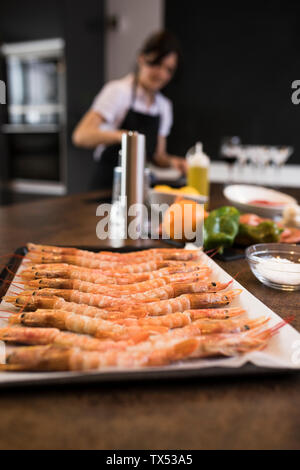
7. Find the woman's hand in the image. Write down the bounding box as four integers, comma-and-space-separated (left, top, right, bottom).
170, 156, 188, 175
154, 137, 187, 174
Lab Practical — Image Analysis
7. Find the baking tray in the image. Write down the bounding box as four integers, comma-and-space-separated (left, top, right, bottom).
0, 245, 299, 389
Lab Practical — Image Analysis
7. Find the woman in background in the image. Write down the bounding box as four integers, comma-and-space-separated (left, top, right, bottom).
73, 30, 186, 188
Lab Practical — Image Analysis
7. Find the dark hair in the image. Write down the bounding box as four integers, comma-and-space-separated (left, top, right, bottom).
139, 30, 182, 66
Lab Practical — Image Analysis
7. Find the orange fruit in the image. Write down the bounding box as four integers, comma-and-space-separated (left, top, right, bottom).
162, 199, 205, 242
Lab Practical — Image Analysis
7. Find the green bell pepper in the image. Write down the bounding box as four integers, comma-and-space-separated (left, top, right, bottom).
236, 220, 283, 246
204, 206, 240, 253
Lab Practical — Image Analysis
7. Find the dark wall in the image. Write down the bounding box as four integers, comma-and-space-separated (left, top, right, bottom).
165, 0, 300, 164
64, 1, 105, 194
0, 0, 105, 194
0, 1, 64, 42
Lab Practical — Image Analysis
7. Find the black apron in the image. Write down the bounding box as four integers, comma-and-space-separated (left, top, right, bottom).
92, 86, 160, 189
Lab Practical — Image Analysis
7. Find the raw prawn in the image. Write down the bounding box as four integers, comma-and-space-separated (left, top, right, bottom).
5, 294, 245, 328
5, 290, 242, 318
14, 310, 168, 342
5, 295, 112, 318
27, 243, 201, 262
21, 263, 208, 283
2, 337, 197, 371
0, 313, 258, 352
25, 253, 197, 273
113, 307, 246, 328
0, 327, 134, 352
18, 279, 230, 308
8, 282, 236, 312
2, 321, 285, 372
104, 290, 243, 319
23, 268, 210, 293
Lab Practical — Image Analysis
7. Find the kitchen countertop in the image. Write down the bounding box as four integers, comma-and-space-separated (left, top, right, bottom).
0, 184, 299, 450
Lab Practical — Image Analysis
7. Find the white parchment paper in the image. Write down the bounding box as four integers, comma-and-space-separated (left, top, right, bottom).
0, 247, 299, 387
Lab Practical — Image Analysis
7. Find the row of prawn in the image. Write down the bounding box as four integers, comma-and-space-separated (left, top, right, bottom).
0, 244, 284, 371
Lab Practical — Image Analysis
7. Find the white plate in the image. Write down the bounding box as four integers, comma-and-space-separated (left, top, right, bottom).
224, 184, 298, 218
0, 248, 299, 388
147, 163, 182, 182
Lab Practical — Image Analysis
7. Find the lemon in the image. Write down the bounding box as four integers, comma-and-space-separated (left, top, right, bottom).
155, 185, 200, 197
154, 185, 173, 193
179, 186, 200, 196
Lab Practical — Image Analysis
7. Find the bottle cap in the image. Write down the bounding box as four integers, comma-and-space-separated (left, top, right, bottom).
187, 142, 210, 168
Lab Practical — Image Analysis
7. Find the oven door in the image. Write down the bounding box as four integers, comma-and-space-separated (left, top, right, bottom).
7, 132, 60, 181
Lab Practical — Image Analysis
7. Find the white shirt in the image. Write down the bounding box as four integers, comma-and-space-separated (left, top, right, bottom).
91, 74, 173, 160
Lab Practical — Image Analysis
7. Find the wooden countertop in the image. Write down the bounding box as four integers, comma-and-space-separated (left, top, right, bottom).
0, 184, 300, 450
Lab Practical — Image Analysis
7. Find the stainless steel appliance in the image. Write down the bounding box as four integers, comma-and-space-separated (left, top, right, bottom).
1, 39, 67, 195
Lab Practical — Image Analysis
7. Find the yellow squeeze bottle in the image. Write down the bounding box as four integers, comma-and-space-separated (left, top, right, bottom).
187, 142, 210, 198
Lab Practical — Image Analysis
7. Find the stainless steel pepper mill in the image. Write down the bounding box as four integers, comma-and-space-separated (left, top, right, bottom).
121, 131, 146, 235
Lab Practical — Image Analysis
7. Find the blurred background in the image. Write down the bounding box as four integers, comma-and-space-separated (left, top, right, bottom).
0, 0, 299, 205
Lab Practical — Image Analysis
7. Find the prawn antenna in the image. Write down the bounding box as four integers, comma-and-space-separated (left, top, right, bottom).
5, 266, 22, 278
0, 253, 25, 261
208, 247, 220, 259
231, 267, 249, 283
269, 315, 295, 336
0, 278, 23, 288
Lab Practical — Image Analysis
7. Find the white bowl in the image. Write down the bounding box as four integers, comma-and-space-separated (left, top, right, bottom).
148, 190, 208, 216
246, 243, 300, 291
224, 184, 297, 218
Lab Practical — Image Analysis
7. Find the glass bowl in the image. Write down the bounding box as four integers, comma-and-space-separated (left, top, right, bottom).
246, 243, 300, 291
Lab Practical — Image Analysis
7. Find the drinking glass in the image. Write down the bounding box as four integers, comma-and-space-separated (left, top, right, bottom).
270, 147, 294, 187
219, 136, 241, 184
